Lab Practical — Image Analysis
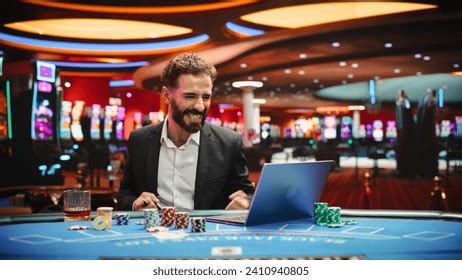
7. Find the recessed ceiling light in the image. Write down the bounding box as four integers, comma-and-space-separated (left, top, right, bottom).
290, 83, 296, 88
313, 79, 319, 83
331, 42, 341, 48
240, 63, 247, 68
453, 63, 460, 68
64, 81, 71, 88
423, 56, 431, 61
247, 76, 253, 80
416, 72, 422, 75
126, 92, 132, 98
284, 69, 291, 74
394, 68, 401, 73
351, 63, 359, 68
298, 70, 305, 75
347, 74, 354, 79
342, 80, 347, 84
261, 76, 268, 81
414, 54, 422, 59
339, 61, 347, 67
299, 53, 307, 59
384, 42, 393, 48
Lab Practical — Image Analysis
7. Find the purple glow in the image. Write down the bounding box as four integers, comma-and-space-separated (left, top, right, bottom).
38, 81, 52, 92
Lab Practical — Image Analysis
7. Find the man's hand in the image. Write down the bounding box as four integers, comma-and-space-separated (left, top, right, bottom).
225, 190, 250, 210
133, 192, 160, 211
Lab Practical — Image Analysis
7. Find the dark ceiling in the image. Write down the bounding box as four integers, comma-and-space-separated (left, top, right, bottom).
1, 0, 461, 108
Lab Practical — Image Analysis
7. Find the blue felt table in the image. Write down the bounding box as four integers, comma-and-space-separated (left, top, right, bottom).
1, 210, 461, 260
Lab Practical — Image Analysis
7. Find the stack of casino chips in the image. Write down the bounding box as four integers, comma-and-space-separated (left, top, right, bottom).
175, 212, 190, 229
143, 209, 161, 228
161, 207, 175, 227
190, 217, 206, 233
115, 213, 130, 225
93, 207, 113, 230
314, 202, 328, 225
314, 202, 355, 228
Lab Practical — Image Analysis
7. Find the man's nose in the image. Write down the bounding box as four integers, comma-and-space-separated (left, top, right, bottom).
193, 98, 205, 112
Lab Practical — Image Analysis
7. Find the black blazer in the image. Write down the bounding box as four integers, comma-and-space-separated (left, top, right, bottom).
117, 122, 253, 210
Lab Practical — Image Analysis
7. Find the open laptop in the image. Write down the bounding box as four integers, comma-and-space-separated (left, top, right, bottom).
207, 160, 333, 227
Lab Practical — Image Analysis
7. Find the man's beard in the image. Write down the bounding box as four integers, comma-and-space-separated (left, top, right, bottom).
171, 100, 208, 133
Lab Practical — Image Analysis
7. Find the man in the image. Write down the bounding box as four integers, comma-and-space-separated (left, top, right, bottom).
117, 53, 254, 211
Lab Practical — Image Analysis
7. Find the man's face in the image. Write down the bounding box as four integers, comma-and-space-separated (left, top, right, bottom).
166, 74, 213, 133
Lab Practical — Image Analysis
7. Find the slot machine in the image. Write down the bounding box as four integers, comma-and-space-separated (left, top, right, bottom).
323, 115, 337, 141
11, 61, 63, 184
456, 116, 462, 138
440, 120, 452, 138
70, 100, 84, 142
385, 120, 397, 143
90, 104, 101, 140
340, 116, 352, 142
60, 101, 72, 144
372, 120, 384, 142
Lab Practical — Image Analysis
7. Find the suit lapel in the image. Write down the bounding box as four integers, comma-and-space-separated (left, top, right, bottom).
146, 123, 162, 195
194, 123, 213, 208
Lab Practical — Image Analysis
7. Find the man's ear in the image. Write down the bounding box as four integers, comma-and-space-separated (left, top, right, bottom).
161, 86, 170, 104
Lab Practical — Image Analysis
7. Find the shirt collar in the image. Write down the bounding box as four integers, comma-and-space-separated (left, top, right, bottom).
160, 117, 201, 147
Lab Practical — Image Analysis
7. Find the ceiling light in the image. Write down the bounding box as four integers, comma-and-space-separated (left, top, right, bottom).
64, 81, 71, 88
423, 56, 431, 61
347, 74, 354, 79
453, 64, 460, 68
240, 63, 247, 68
394, 68, 401, 73
299, 53, 307, 59
261, 76, 268, 81
313, 79, 319, 83
298, 70, 305, 75
240, 3, 437, 29
284, 69, 292, 74
232, 81, 263, 88
339, 61, 347, 67
4, 18, 193, 40
351, 63, 359, 68
247, 76, 253, 80
414, 54, 422, 59
384, 42, 393, 48
331, 42, 341, 48
126, 92, 132, 98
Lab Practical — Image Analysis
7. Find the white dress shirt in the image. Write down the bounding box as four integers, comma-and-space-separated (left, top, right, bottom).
157, 119, 200, 210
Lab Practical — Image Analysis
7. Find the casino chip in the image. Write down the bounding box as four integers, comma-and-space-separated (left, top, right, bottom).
93, 215, 111, 230
190, 217, 206, 233
115, 213, 130, 225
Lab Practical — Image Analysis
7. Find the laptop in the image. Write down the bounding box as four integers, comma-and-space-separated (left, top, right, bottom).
207, 160, 333, 227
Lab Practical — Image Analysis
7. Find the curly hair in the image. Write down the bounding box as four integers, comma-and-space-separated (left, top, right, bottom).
161, 53, 217, 88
